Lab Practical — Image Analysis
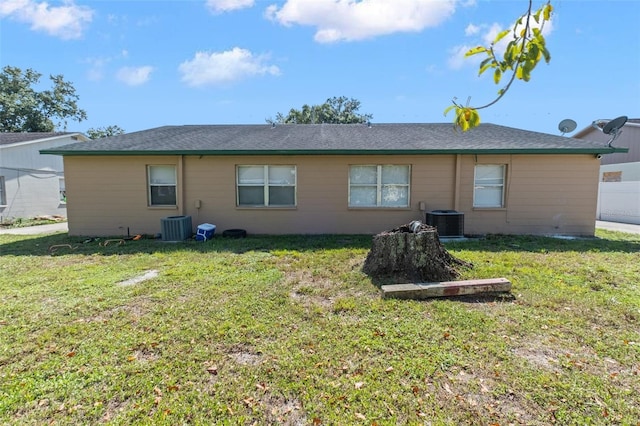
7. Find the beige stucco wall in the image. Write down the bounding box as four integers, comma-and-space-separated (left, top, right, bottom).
63, 153, 599, 237
459, 155, 599, 236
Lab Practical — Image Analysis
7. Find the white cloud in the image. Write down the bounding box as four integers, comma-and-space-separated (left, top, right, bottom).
84, 56, 110, 81
266, 0, 457, 43
483, 23, 505, 49
465, 23, 479, 36
447, 44, 474, 70
116, 66, 154, 86
206, 0, 254, 14
0, 0, 93, 40
179, 48, 281, 87
83, 50, 129, 82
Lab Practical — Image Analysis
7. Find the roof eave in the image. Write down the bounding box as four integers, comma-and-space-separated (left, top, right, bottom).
40, 147, 629, 156
3, 133, 90, 149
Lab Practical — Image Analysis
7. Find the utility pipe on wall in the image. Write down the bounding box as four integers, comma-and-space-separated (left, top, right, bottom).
178, 155, 185, 216
454, 154, 461, 211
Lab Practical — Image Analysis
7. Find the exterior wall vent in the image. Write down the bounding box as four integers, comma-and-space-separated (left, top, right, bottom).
425, 210, 464, 237
161, 215, 192, 241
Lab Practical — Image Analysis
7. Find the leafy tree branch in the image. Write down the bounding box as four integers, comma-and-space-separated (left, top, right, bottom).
0, 66, 87, 132
86, 125, 125, 139
445, 1, 552, 131
268, 96, 373, 125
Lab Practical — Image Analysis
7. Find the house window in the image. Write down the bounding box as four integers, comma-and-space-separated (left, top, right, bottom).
237, 165, 296, 207
148, 165, 177, 206
0, 176, 5, 205
59, 178, 66, 203
349, 165, 410, 207
602, 171, 622, 182
474, 164, 506, 208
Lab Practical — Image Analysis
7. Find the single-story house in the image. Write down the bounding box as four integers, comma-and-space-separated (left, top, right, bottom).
40, 123, 626, 237
1, 132, 89, 222
573, 118, 640, 224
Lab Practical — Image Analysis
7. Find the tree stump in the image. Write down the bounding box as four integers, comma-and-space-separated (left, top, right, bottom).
363, 221, 471, 284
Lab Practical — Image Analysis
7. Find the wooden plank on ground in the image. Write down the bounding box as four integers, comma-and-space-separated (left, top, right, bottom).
381, 277, 511, 300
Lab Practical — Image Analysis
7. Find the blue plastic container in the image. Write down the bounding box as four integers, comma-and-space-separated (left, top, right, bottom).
195, 223, 216, 241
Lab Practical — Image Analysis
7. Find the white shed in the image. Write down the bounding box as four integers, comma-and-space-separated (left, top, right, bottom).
0, 132, 89, 222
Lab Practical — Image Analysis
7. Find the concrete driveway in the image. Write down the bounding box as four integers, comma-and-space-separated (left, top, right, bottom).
595, 220, 640, 235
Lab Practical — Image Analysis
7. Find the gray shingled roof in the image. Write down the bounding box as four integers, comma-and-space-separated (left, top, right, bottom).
0, 132, 81, 146
40, 123, 626, 156
0, 132, 63, 145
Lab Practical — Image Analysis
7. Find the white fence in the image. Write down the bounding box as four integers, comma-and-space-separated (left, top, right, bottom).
597, 181, 640, 224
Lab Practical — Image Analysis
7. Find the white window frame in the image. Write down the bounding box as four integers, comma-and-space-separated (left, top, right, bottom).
348, 165, 411, 208
236, 165, 297, 207
59, 177, 66, 204
0, 176, 6, 205
147, 165, 177, 206
473, 164, 506, 208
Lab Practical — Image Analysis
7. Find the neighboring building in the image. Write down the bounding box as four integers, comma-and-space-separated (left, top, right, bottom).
0, 132, 89, 221
573, 118, 640, 224
41, 123, 626, 237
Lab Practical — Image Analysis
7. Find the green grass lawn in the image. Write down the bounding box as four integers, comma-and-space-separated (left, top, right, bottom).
1, 230, 638, 425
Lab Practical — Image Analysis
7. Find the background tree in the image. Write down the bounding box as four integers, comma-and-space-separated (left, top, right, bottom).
445, 1, 552, 131
0, 66, 87, 132
268, 96, 373, 124
86, 125, 125, 139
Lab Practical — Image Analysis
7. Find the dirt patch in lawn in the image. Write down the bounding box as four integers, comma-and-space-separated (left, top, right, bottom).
100, 398, 131, 423
251, 394, 306, 426
221, 344, 265, 367
432, 369, 542, 425
228, 350, 263, 366
286, 270, 335, 310
512, 344, 562, 372
80, 299, 152, 325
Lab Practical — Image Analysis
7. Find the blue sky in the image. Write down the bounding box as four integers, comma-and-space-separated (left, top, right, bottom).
1, 0, 639, 136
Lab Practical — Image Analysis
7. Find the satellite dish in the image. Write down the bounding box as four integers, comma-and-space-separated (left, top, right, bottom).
602, 115, 627, 135
601, 115, 628, 147
558, 119, 577, 135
